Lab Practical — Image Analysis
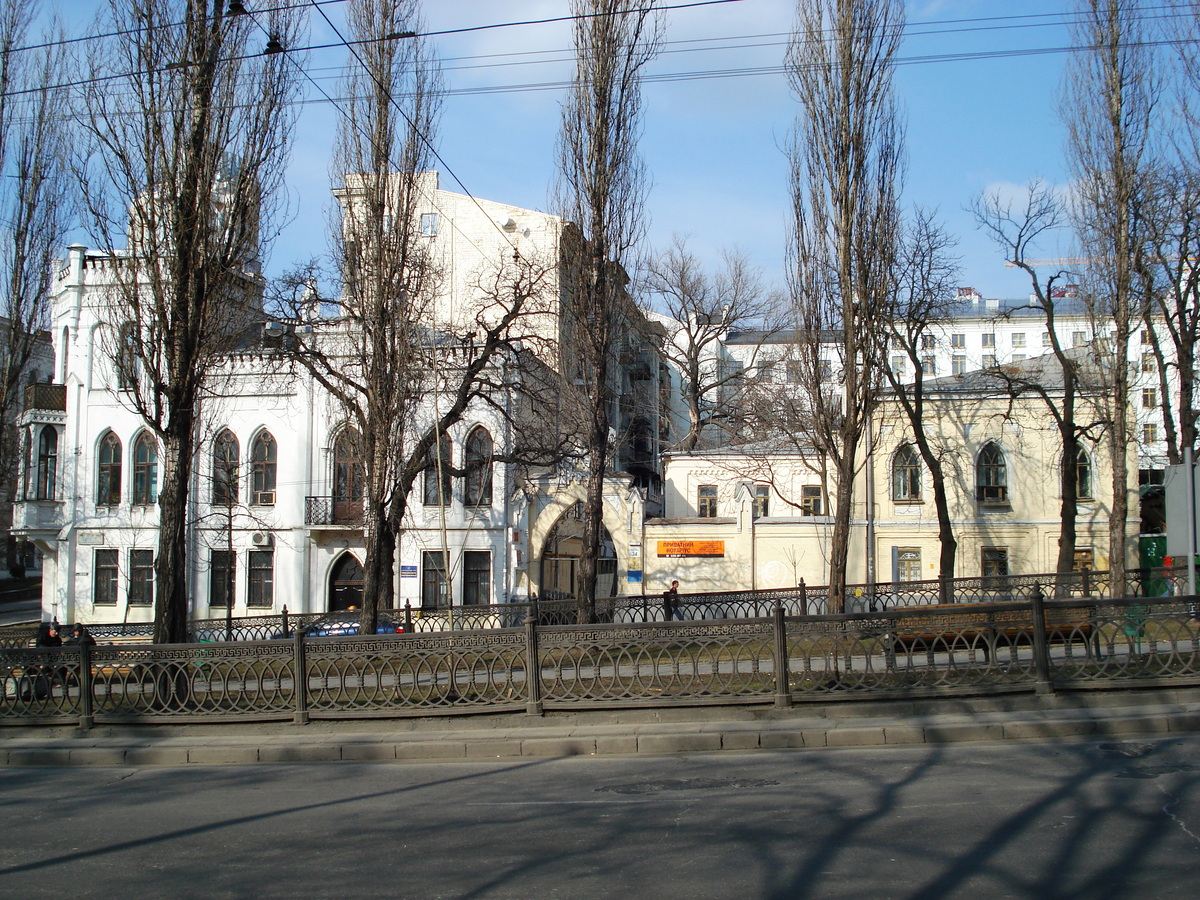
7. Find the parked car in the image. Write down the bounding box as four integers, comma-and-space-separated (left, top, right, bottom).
273, 610, 408, 639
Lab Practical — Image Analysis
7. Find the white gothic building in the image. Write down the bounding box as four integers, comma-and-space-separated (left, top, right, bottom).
13, 172, 676, 627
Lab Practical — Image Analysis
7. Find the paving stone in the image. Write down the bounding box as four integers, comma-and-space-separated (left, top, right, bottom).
824, 727, 886, 748
258, 745, 343, 764
720, 731, 761, 751
1095, 714, 1173, 735
594, 736, 639, 755
636, 733, 722, 755
122, 747, 190, 766
393, 741, 465, 760
922, 722, 1005, 743
339, 743, 397, 761
187, 746, 261, 765
1002, 719, 1096, 740
5, 748, 73, 766
882, 725, 926, 745
70, 747, 129, 766
519, 738, 597, 757
759, 729, 818, 750
464, 740, 523, 758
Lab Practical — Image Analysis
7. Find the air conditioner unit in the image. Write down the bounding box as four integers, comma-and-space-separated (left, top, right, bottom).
254, 491, 276, 506
251, 531, 274, 547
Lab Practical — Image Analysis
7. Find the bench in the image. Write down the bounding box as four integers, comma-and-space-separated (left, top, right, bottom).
885, 602, 1097, 663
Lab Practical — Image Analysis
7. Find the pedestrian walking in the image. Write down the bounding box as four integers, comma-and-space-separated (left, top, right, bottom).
662, 580, 680, 621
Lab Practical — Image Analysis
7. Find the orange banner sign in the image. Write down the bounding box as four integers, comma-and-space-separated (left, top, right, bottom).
656, 540, 725, 558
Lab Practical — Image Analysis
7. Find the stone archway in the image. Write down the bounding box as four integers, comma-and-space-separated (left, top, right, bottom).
328, 552, 364, 611
528, 479, 632, 599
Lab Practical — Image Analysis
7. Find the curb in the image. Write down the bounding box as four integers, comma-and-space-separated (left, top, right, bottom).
4, 699, 1200, 767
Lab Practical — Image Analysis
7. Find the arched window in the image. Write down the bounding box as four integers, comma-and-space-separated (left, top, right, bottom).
251, 431, 277, 506
36, 426, 58, 500
132, 432, 158, 505
463, 427, 493, 507
333, 429, 364, 523
333, 429, 364, 503
976, 442, 1008, 503
212, 429, 239, 506
1073, 446, 1092, 500
892, 444, 921, 501
97, 432, 122, 506
422, 432, 451, 507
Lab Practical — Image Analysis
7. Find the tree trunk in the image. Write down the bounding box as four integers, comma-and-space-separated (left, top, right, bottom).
154, 426, 193, 645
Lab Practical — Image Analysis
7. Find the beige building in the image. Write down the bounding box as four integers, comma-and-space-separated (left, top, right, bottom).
632, 358, 1135, 604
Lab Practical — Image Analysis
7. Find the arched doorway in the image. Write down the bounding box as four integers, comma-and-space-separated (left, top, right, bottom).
329, 553, 364, 611
539, 502, 617, 599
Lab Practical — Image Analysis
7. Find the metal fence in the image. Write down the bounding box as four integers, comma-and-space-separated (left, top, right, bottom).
1, 565, 1190, 651
3, 593, 1197, 726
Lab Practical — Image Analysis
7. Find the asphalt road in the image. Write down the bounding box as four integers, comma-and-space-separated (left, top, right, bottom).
1, 736, 1199, 899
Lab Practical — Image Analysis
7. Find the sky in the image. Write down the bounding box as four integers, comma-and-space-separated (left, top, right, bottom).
56, 1, 1114, 303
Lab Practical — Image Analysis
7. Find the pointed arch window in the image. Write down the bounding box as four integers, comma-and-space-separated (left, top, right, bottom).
1073, 446, 1093, 501
213, 430, 240, 506
463, 427, 493, 507
423, 432, 452, 507
976, 442, 1008, 503
892, 444, 921, 501
97, 432, 122, 506
334, 429, 364, 503
251, 431, 277, 506
132, 432, 158, 505
35, 426, 58, 500
333, 429, 364, 523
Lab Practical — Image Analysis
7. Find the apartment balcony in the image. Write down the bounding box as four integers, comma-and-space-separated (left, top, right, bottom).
11, 499, 63, 543
305, 496, 364, 529
20, 383, 67, 429
25, 383, 65, 412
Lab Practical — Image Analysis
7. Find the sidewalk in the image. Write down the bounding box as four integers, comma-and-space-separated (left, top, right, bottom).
4, 687, 1200, 767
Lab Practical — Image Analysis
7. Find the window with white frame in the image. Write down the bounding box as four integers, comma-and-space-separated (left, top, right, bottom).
976, 442, 1008, 503
248, 549, 274, 608
128, 549, 154, 606
892, 445, 921, 501
94, 549, 118, 605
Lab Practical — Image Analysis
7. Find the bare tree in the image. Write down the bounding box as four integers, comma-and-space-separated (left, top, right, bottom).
75, 0, 304, 643
1140, 163, 1200, 465
1138, 5, 1200, 466
555, 0, 663, 623
1063, 0, 1159, 591
881, 208, 960, 601
280, 0, 569, 633
642, 237, 781, 451
973, 181, 1105, 582
0, 1, 69, 559
785, 0, 905, 611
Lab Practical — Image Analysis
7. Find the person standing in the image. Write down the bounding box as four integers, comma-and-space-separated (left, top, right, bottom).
662, 580, 680, 621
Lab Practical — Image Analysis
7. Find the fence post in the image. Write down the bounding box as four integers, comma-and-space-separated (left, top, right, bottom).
1029, 583, 1053, 694
524, 618, 543, 716
404, 601, 413, 633
293, 631, 309, 725
773, 601, 792, 708
281, 605, 290, 639
1081, 567, 1092, 597
78, 642, 94, 729
798, 579, 808, 617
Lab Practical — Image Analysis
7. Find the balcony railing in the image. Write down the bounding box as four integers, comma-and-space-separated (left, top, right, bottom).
305, 496, 364, 527
24, 383, 65, 412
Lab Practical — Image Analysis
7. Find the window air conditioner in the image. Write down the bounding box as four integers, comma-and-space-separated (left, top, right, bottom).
251, 531, 274, 547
